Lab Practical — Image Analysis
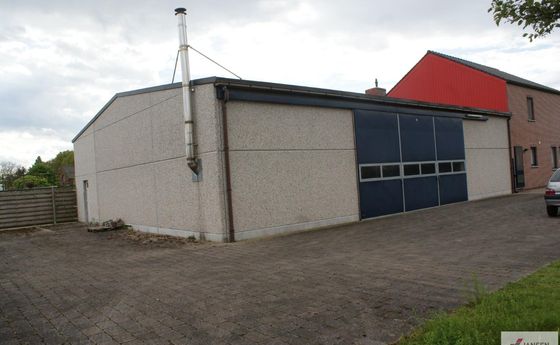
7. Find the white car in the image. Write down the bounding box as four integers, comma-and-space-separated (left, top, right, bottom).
544, 169, 560, 217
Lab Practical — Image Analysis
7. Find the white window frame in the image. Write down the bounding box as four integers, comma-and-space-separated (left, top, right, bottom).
359, 159, 466, 182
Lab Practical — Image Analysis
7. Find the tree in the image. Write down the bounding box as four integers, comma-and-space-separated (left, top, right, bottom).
27, 156, 56, 186
0, 161, 26, 190
489, 0, 560, 41
47, 150, 74, 186
0, 161, 18, 188
13, 175, 50, 189
49, 151, 74, 173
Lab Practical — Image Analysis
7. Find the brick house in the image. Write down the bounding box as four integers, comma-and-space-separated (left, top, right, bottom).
388, 50, 560, 190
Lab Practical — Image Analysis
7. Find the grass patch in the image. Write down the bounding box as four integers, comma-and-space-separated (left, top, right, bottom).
397, 261, 560, 345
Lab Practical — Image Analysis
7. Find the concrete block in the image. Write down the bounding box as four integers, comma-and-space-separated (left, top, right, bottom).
93, 94, 153, 130
153, 157, 200, 232
74, 134, 96, 177
196, 151, 227, 239
96, 164, 158, 227
229, 149, 359, 233
465, 148, 511, 200
226, 102, 355, 151
94, 109, 153, 172
150, 96, 186, 162
192, 84, 221, 155
464, 117, 509, 149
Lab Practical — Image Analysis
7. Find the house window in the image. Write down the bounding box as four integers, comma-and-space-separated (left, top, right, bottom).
552, 147, 558, 169
530, 146, 538, 167
527, 97, 535, 121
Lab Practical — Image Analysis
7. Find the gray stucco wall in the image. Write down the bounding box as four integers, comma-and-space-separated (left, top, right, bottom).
463, 117, 512, 200
73, 84, 227, 241
226, 102, 360, 240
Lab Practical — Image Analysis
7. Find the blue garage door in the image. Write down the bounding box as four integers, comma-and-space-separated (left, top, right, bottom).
355, 110, 468, 219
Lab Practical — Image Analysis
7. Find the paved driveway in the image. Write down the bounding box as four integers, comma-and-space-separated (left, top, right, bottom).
1, 193, 560, 345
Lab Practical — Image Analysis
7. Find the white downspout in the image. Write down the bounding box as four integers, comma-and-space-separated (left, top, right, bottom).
175, 8, 198, 174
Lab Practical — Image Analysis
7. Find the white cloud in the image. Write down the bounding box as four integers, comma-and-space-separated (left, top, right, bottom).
0, 0, 559, 166
0, 129, 72, 167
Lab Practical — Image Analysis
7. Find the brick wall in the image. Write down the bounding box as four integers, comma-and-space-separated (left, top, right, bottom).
508, 84, 560, 189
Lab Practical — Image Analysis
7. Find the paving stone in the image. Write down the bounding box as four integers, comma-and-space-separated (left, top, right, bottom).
1, 194, 559, 344
81, 326, 104, 337
0, 339, 21, 345
106, 328, 135, 343
88, 331, 117, 344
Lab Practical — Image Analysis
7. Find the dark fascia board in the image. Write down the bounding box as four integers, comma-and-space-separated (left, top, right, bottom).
72, 83, 182, 143
206, 77, 510, 119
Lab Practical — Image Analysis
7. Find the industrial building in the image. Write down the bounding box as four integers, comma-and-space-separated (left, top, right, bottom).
73, 77, 512, 242
389, 50, 560, 190
72, 10, 512, 242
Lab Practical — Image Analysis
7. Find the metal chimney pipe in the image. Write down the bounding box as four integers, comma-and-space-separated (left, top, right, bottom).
175, 8, 198, 174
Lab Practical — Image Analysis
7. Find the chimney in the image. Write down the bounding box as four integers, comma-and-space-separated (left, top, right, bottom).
365, 78, 386, 96
174, 8, 199, 176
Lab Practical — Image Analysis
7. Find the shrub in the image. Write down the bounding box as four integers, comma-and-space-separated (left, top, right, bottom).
13, 175, 51, 189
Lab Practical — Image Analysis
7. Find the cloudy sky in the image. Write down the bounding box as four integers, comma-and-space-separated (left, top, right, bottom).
1, 0, 559, 167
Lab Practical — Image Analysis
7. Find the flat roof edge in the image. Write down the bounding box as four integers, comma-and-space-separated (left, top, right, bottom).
210, 77, 511, 118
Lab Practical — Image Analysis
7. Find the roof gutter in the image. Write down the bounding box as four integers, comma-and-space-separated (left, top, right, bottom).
507, 117, 516, 194
219, 86, 235, 242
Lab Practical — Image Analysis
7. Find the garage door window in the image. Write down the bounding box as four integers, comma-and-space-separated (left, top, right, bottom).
359, 163, 401, 181
382, 165, 401, 178
438, 162, 452, 173
421, 163, 436, 175
403, 164, 420, 176
452, 161, 465, 172
360, 160, 466, 182
360, 166, 381, 179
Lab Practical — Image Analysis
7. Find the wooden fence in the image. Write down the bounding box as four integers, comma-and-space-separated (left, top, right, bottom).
0, 187, 78, 230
